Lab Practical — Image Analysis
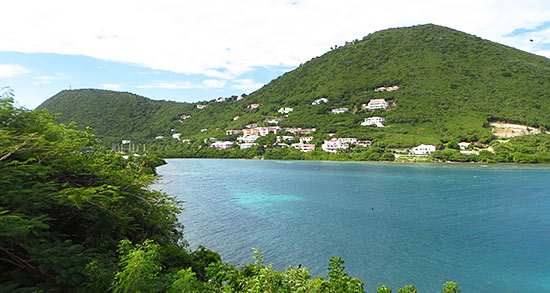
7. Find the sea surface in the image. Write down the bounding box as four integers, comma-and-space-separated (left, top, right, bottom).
153, 159, 550, 292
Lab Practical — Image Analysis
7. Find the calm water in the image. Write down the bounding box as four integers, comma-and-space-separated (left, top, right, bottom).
153, 159, 550, 292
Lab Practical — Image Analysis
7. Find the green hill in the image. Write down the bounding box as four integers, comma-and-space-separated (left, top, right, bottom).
38, 24, 550, 148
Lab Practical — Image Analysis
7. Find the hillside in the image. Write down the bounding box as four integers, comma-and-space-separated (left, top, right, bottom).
38, 24, 550, 148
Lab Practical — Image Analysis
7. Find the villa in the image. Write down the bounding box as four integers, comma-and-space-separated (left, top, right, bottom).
197, 104, 207, 109
300, 136, 314, 143
226, 129, 243, 135
291, 143, 316, 152
356, 140, 373, 147
312, 98, 328, 105
258, 126, 281, 136
361, 117, 386, 127
331, 108, 349, 114
322, 138, 349, 153
211, 141, 234, 150
363, 99, 389, 111
172, 133, 181, 139
458, 142, 471, 150
278, 107, 294, 114
239, 142, 257, 149
242, 128, 260, 136
411, 144, 436, 155
247, 103, 260, 109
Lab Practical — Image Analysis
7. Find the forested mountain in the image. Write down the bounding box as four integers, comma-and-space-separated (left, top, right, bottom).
38, 24, 550, 148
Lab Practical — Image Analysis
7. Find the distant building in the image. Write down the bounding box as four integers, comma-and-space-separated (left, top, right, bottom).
291, 143, 316, 152
300, 136, 314, 143
363, 99, 389, 111
239, 142, 257, 149
312, 98, 328, 105
121, 139, 131, 144
374, 87, 386, 92
278, 135, 294, 142
386, 85, 400, 91
197, 104, 207, 109
258, 126, 281, 136
172, 133, 181, 139
266, 118, 284, 124
285, 127, 316, 134
239, 135, 260, 143
247, 103, 260, 109
216, 97, 226, 102
211, 141, 233, 150
180, 114, 191, 120
226, 129, 243, 135
155, 136, 164, 139
278, 107, 293, 114
340, 138, 358, 144
242, 128, 260, 136
361, 117, 385, 127
246, 123, 259, 128
322, 138, 349, 153
200, 129, 208, 132
331, 108, 349, 114
458, 142, 471, 150
233, 116, 240, 120
356, 140, 373, 147
411, 144, 436, 155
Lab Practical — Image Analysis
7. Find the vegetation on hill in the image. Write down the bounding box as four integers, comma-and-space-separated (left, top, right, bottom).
3, 90, 463, 292
38, 24, 550, 156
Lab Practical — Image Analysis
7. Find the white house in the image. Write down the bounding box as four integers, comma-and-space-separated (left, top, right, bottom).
197, 104, 207, 109
258, 126, 281, 136
240, 135, 260, 143
300, 136, 314, 143
243, 128, 260, 136
247, 103, 260, 109
155, 136, 164, 139
278, 135, 294, 142
291, 143, 316, 152
226, 129, 243, 135
121, 139, 131, 144
278, 107, 293, 114
180, 114, 191, 120
312, 98, 328, 105
233, 116, 240, 120
411, 144, 436, 155
322, 138, 349, 153
458, 142, 471, 150
172, 133, 182, 139
200, 129, 208, 132
356, 140, 373, 147
239, 142, 257, 149
363, 99, 389, 111
386, 85, 400, 91
216, 97, 226, 102
266, 118, 284, 124
340, 138, 358, 144
331, 108, 349, 114
361, 117, 386, 127
211, 141, 234, 150
374, 87, 386, 92
236, 95, 244, 101
285, 128, 316, 134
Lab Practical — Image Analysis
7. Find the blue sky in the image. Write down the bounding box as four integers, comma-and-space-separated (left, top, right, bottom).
1, 1, 550, 109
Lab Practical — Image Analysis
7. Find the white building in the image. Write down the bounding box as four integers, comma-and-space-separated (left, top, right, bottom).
172, 133, 182, 139
322, 138, 349, 153
411, 144, 436, 155
291, 143, 316, 152
239, 142, 257, 149
278, 135, 294, 142
233, 116, 240, 120
278, 107, 294, 114
216, 97, 226, 102
356, 140, 373, 147
363, 99, 389, 111
180, 114, 191, 120
258, 126, 281, 136
197, 104, 207, 109
331, 108, 349, 114
239, 135, 260, 143
458, 142, 471, 150
226, 129, 243, 135
121, 139, 131, 144
200, 129, 208, 132
340, 138, 358, 144
155, 136, 164, 139
312, 98, 328, 105
247, 103, 260, 109
300, 136, 314, 143
361, 117, 386, 127
211, 141, 234, 150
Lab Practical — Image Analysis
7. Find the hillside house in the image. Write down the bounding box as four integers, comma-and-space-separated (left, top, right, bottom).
361, 117, 385, 127
292, 143, 316, 152
233, 116, 240, 120
121, 140, 131, 144
322, 138, 349, 152
266, 118, 284, 124
277, 135, 295, 142
246, 123, 259, 128
458, 142, 471, 150
364, 99, 389, 111
211, 141, 234, 150
239, 135, 260, 143
180, 114, 191, 120
172, 133, 181, 139
374, 87, 386, 92
216, 97, 226, 102
312, 98, 328, 105
273, 143, 289, 149
386, 85, 400, 91
356, 140, 373, 147
411, 144, 436, 155
340, 138, 358, 144
247, 103, 260, 109
331, 108, 349, 114
236, 95, 244, 101
181, 139, 191, 143
300, 136, 314, 143
286, 127, 316, 134
278, 107, 293, 114
200, 129, 208, 132
258, 126, 281, 136
242, 128, 261, 136
226, 129, 243, 135
239, 142, 257, 149
197, 104, 207, 109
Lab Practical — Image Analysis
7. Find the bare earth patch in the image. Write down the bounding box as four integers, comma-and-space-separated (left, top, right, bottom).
490, 122, 546, 138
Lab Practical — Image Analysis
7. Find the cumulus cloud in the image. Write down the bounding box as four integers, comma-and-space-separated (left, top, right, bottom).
1, 0, 550, 78
33, 73, 66, 85
137, 79, 226, 89
0, 64, 30, 78
101, 83, 121, 90
232, 79, 264, 91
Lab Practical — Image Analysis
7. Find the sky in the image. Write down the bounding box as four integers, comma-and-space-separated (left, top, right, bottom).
1, 0, 550, 109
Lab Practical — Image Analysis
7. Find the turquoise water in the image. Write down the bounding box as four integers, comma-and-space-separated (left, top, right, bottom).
153, 159, 550, 292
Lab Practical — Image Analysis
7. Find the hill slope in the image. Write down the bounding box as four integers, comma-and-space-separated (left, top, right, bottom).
38, 24, 550, 147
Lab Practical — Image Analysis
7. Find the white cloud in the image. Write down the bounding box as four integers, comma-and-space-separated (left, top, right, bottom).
101, 83, 121, 90
137, 79, 226, 89
1, 0, 550, 79
232, 79, 264, 91
33, 73, 66, 85
0, 64, 30, 78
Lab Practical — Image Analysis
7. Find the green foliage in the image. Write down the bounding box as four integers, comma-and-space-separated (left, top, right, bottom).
442, 281, 460, 293
37, 24, 550, 154
112, 240, 163, 293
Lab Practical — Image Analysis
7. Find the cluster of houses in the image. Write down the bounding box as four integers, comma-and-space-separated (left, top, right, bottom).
321, 137, 373, 152
374, 85, 400, 92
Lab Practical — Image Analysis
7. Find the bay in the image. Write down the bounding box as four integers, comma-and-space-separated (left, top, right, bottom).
153, 159, 550, 292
